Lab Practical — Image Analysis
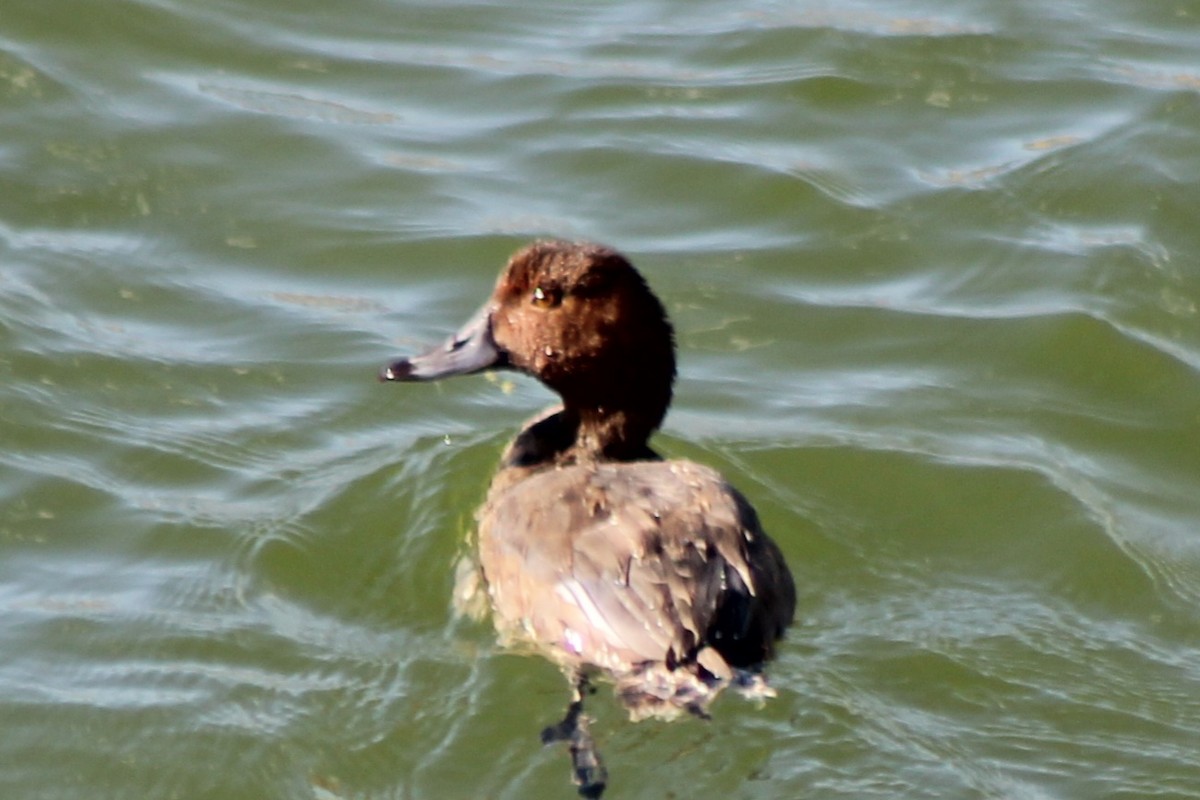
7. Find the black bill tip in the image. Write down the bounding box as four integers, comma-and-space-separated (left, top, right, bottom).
379, 359, 416, 382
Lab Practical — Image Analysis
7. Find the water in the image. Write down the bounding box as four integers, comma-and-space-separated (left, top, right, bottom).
2, 1, 1199, 797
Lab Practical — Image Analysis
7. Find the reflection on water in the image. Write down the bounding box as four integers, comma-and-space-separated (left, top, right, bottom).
2, 1, 1199, 798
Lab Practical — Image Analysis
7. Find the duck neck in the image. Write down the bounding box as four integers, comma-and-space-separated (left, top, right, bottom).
565, 343, 675, 462
569, 388, 670, 463
501, 401, 665, 471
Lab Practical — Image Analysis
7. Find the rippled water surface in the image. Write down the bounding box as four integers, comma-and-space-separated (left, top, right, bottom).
3, 1, 1200, 798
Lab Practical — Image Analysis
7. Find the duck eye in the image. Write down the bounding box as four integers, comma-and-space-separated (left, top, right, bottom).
531, 285, 562, 309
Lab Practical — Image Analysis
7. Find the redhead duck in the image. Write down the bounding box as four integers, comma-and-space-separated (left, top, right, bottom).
381, 240, 794, 797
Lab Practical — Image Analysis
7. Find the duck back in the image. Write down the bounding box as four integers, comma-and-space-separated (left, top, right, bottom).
478, 456, 795, 719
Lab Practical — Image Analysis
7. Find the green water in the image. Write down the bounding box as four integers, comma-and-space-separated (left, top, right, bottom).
3, 1, 1199, 798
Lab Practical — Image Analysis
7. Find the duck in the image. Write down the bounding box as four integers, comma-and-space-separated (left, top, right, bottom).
380, 240, 795, 797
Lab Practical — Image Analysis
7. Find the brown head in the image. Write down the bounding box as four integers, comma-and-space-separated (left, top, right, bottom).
381, 240, 676, 460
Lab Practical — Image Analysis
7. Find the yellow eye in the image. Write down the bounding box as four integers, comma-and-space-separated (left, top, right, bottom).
531, 285, 562, 308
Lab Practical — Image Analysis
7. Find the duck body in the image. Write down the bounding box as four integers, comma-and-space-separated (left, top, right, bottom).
479, 409, 793, 719
381, 240, 794, 792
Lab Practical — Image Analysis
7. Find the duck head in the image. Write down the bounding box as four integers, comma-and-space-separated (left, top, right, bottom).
381, 240, 677, 460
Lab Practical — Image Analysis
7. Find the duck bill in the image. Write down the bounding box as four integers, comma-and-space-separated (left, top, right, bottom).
380, 304, 507, 382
